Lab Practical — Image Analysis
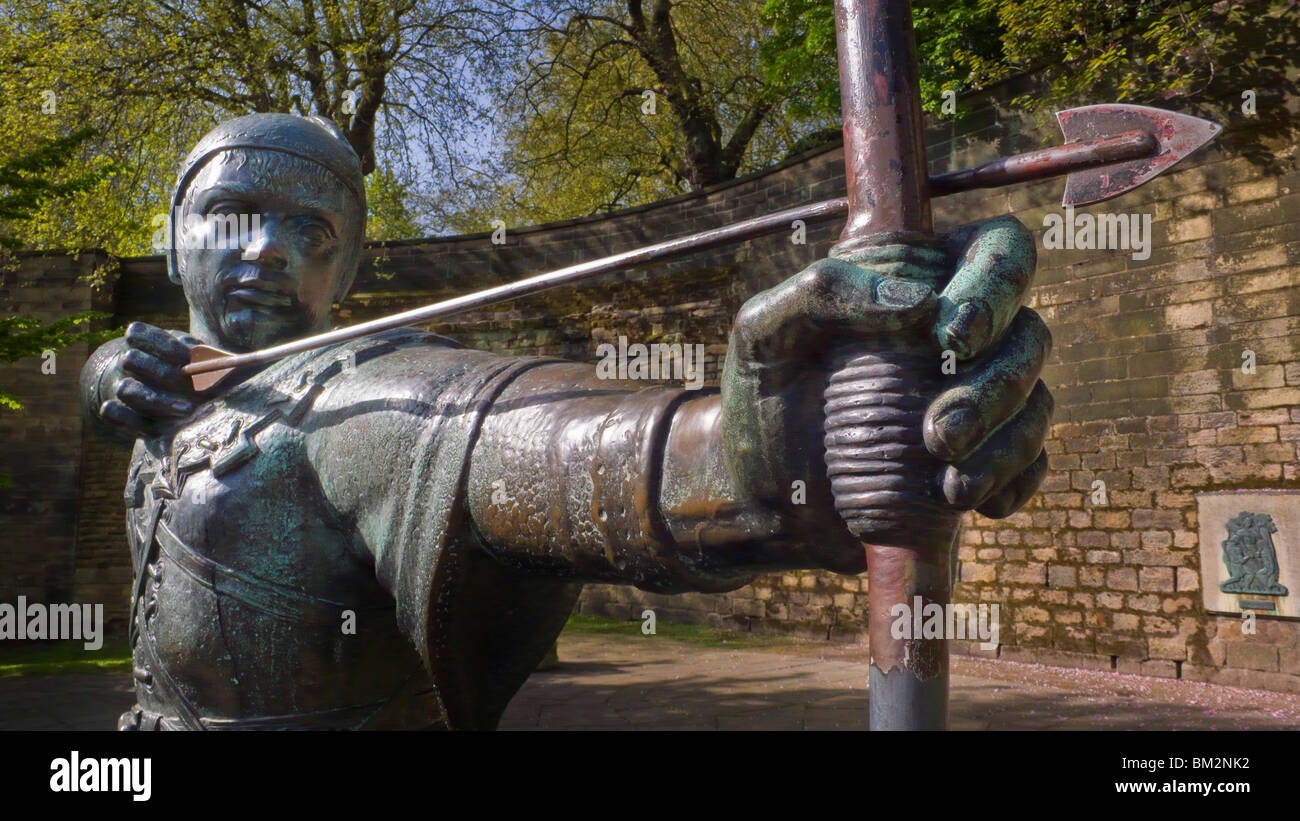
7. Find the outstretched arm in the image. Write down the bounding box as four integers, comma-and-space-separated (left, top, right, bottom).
466, 216, 1052, 593
463, 363, 822, 594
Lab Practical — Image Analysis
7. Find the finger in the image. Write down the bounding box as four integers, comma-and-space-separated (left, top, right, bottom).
734, 256, 940, 366
935, 215, 1037, 359
122, 349, 195, 395
834, 241, 950, 282
116, 377, 195, 418
939, 380, 1053, 509
976, 449, 1049, 519
125, 322, 192, 366
99, 399, 153, 435
924, 308, 1052, 462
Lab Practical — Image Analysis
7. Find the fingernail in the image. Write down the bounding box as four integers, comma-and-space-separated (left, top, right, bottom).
929, 402, 978, 461
876, 279, 931, 308
944, 470, 996, 508
940, 302, 990, 358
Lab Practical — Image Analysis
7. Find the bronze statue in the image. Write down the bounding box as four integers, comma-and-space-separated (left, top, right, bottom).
79, 111, 1050, 730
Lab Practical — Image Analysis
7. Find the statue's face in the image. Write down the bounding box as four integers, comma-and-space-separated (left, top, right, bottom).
175, 149, 359, 352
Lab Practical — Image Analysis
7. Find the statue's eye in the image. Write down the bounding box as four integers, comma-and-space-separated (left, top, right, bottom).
298, 220, 332, 246
208, 201, 244, 217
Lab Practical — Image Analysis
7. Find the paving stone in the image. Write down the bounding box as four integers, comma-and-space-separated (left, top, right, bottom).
4, 633, 1300, 731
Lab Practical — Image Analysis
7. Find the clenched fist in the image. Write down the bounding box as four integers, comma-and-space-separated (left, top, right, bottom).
720, 216, 1053, 572
81, 322, 205, 441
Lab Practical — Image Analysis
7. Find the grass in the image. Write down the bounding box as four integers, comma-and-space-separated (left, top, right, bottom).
561, 613, 803, 651
0, 640, 132, 677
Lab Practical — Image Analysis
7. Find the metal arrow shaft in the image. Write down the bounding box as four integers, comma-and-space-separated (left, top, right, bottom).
182, 127, 1158, 382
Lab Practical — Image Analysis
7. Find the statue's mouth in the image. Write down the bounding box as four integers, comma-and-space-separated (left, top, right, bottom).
229, 288, 294, 308
226, 278, 295, 309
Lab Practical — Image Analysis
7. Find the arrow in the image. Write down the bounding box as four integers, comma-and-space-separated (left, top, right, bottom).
182, 102, 1219, 392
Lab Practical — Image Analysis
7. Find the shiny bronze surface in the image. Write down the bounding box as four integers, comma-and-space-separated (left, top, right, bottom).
78, 2, 1218, 732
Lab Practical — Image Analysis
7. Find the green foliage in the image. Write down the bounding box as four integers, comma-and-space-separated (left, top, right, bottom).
0, 0, 500, 248
962, 0, 1256, 114
0, 1, 213, 256
0, 310, 117, 411
0, 127, 117, 250
759, 0, 1296, 123
460, 1, 837, 230
0, 131, 121, 414
365, 164, 423, 242
760, 0, 1003, 117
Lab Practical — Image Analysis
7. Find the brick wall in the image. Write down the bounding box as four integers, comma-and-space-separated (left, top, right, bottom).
2, 79, 1298, 692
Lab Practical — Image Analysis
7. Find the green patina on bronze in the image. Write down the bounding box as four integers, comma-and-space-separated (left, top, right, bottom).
81, 112, 1051, 730
1221, 512, 1289, 597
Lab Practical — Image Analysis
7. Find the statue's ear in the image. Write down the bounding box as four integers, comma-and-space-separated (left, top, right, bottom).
333, 218, 365, 303
334, 268, 358, 304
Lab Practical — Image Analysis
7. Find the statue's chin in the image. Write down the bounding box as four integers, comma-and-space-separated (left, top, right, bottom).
220, 307, 304, 352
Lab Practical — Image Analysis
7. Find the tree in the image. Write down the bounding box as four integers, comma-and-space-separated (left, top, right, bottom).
450, 0, 835, 229
0, 128, 114, 249
760, 0, 1300, 125
1, 130, 121, 416
0, 0, 505, 250
761, 0, 1002, 119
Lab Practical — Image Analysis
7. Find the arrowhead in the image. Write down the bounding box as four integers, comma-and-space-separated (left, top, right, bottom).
187, 345, 235, 392
1057, 104, 1222, 207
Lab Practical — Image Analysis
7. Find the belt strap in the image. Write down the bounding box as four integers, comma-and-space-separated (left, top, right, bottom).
155, 520, 384, 625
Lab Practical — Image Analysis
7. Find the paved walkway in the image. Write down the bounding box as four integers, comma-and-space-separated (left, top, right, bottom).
500, 634, 1300, 730
3, 633, 1299, 730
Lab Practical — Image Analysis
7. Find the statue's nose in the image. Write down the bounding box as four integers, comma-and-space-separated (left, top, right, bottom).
240, 220, 288, 270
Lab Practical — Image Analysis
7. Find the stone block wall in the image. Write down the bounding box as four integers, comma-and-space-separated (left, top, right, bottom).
0, 250, 112, 619
577, 89, 1300, 693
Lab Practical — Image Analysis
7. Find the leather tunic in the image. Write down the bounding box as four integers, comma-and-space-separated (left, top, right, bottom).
116, 328, 580, 730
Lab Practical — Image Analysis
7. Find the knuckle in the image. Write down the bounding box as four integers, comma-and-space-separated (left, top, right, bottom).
1020, 306, 1050, 339
730, 297, 766, 353
946, 471, 986, 510
995, 252, 1033, 292
123, 349, 149, 369
125, 321, 152, 340
1036, 380, 1056, 419
795, 261, 834, 296
989, 213, 1030, 238
734, 293, 764, 333
795, 258, 860, 297
986, 215, 1037, 273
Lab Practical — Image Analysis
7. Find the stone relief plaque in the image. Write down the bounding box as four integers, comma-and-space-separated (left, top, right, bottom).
1198, 490, 1300, 620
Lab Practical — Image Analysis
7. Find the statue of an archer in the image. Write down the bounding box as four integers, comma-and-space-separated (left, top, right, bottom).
78, 109, 1044, 730
79, 0, 1216, 731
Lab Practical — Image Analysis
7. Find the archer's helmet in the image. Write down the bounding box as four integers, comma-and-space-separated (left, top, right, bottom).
167, 113, 366, 280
